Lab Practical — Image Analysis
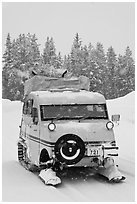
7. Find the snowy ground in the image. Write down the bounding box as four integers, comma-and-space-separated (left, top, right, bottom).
2, 92, 135, 202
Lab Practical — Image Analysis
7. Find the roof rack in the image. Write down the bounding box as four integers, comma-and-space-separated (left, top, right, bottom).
24, 75, 90, 96
48, 88, 81, 92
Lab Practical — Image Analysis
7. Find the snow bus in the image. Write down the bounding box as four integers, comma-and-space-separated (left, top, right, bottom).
18, 72, 125, 185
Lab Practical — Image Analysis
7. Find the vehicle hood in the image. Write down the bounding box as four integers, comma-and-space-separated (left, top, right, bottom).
42, 120, 115, 143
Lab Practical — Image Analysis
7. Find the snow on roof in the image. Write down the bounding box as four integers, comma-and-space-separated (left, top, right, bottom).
29, 90, 106, 105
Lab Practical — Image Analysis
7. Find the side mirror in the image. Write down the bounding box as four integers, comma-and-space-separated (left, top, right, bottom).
111, 114, 120, 122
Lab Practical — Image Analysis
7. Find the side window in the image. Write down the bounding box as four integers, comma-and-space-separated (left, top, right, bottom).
27, 99, 33, 115
23, 99, 33, 115
32, 107, 38, 125
23, 102, 27, 115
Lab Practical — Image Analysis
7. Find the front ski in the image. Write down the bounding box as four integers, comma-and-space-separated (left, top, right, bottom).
97, 157, 126, 183
39, 168, 61, 186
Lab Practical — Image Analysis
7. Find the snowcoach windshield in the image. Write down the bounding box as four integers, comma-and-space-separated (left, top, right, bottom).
40, 104, 108, 121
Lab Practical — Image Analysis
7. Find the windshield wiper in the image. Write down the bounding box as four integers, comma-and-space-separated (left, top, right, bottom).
80, 116, 107, 120
78, 116, 92, 120
55, 116, 71, 120
47, 116, 71, 121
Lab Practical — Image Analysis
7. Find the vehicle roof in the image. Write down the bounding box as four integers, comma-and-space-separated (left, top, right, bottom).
29, 90, 106, 105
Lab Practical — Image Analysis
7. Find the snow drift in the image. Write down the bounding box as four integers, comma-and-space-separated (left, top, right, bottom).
107, 91, 135, 123
107, 91, 135, 162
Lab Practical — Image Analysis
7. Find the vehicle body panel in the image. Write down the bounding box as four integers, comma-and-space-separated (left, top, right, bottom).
40, 120, 114, 143
19, 90, 117, 166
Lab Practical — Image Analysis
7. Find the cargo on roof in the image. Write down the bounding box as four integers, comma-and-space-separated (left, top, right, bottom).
24, 75, 90, 96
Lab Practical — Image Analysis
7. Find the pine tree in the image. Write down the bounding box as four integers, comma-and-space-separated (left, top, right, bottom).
13, 33, 41, 71
26, 33, 42, 74
43, 37, 50, 65
3, 33, 13, 65
42, 37, 57, 67
106, 46, 118, 99
95, 43, 107, 96
79, 45, 89, 76
55, 52, 63, 69
2, 33, 41, 100
2, 33, 13, 99
117, 47, 135, 97
87, 42, 107, 96
72, 33, 82, 50
29, 33, 41, 65
87, 43, 97, 83
62, 54, 72, 72
124, 46, 135, 92
70, 33, 82, 75
2, 32, 135, 101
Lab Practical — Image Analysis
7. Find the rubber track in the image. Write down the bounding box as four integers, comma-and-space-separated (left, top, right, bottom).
18, 142, 38, 172
18, 142, 24, 161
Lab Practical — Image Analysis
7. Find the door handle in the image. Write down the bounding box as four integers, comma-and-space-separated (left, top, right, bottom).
34, 129, 37, 131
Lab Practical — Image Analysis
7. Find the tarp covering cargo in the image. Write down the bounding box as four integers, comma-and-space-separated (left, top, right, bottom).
24, 75, 90, 96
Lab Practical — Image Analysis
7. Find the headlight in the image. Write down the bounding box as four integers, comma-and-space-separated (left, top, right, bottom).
48, 122, 56, 131
106, 121, 114, 130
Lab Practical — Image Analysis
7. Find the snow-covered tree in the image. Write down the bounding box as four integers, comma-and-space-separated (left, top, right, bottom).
92, 43, 107, 96
2, 33, 13, 99
42, 37, 57, 66
70, 33, 83, 75
13, 33, 41, 71
123, 46, 135, 91
3, 33, 13, 65
2, 33, 135, 101
55, 52, 63, 69
2, 33, 41, 100
116, 47, 135, 97
87, 43, 97, 80
29, 33, 41, 65
62, 54, 71, 72
79, 45, 89, 76
106, 46, 118, 99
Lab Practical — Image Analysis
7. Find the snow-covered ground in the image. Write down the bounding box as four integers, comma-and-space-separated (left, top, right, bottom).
2, 92, 135, 202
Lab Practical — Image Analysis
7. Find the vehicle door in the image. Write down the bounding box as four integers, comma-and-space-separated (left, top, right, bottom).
26, 100, 40, 165
21, 101, 30, 139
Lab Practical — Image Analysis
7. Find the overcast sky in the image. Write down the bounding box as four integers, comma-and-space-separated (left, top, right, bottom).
2, 2, 135, 57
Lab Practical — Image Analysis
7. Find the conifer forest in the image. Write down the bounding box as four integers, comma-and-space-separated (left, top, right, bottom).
2, 33, 135, 101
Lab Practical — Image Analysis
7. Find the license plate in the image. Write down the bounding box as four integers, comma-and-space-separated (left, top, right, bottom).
87, 146, 101, 157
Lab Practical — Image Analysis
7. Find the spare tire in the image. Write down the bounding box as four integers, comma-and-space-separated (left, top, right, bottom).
55, 134, 85, 165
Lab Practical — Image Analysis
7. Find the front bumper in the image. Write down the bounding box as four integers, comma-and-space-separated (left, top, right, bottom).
85, 143, 118, 157
68, 143, 119, 167
52, 143, 119, 167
